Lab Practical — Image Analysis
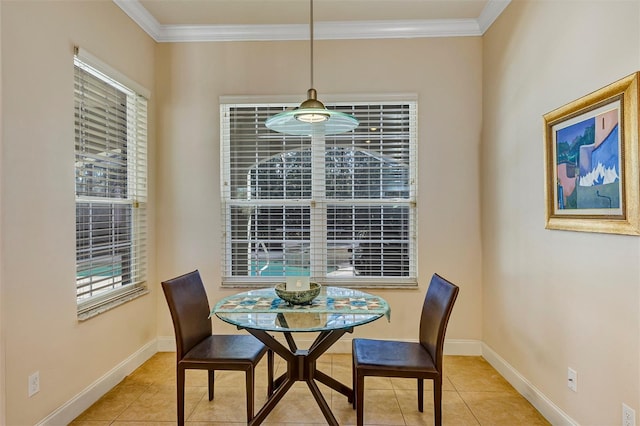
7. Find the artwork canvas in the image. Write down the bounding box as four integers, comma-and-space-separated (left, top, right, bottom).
543, 73, 640, 235
553, 101, 621, 214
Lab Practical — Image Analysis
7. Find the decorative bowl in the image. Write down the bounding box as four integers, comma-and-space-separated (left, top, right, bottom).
274, 282, 321, 305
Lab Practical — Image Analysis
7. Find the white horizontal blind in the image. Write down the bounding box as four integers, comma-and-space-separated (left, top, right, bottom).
221, 99, 417, 287
74, 53, 148, 316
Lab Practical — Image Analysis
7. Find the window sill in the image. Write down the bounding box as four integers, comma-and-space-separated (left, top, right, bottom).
78, 287, 149, 321
220, 280, 418, 291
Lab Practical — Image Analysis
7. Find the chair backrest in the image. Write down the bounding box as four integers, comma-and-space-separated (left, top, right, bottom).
419, 273, 459, 371
161, 270, 212, 359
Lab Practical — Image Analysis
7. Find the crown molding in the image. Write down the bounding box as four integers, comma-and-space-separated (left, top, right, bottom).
113, 0, 162, 40
114, 0, 510, 43
157, 19, 482, 42
477, 0, 511, 33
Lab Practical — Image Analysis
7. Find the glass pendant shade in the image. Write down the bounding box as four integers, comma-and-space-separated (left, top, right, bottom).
265, 108, 359, 136
266, 88, 358, 135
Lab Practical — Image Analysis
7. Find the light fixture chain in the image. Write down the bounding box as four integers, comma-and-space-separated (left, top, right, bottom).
310, 0, 314, 89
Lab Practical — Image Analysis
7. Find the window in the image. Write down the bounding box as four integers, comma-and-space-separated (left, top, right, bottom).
74, 48, 149, 318
221, 96, 417, 287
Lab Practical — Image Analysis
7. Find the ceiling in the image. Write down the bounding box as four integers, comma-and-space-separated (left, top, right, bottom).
114, 0, 511, 42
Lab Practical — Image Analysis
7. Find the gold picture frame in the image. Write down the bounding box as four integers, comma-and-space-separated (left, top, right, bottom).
543, 72, 640, 235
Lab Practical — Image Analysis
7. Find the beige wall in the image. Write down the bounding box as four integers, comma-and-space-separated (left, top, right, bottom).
0, 0, 4, 422
0, 3, 484, 423
154, 38, 484, 343
482, 0, 640, 423
16, 0, 640, 424
0, 1, 156, 424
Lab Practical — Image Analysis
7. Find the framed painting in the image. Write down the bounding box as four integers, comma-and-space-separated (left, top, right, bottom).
543, 72, 640, 235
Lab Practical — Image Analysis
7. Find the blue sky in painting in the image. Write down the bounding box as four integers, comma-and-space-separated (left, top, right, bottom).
556, 117, 595, 145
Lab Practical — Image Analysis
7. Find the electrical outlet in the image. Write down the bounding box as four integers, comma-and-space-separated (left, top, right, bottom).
567, 367, 577, 392
28, 371, 39, 397
623, 403, 636, 426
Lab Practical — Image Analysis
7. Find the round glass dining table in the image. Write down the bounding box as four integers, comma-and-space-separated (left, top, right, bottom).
212, 286, 390, 426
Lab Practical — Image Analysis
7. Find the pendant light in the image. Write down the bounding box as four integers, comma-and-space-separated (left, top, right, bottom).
265, 0, 358, 136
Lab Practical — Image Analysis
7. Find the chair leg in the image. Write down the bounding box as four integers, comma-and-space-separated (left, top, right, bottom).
417, 378, 423, 412
246, 367, 255, 421
267, 349, 274, 396
177, 366, 186, 426
434, 377, 442, 426
352, 355, 357, 409
208, 370, 215, 401
356, 372, 365, 426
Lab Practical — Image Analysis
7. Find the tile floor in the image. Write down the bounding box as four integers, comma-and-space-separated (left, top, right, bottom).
71, 352, 550, 425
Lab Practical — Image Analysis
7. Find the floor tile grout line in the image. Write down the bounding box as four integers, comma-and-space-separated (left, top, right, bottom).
457, 390, 483, 426
392, 386, 410, 426
71, 353, 548, 425
110, 380, 154, 424
447, 365, 511, 426
184, 385, 207, 423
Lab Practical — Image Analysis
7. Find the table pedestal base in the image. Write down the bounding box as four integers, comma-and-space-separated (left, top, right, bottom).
245, 327, 354, 426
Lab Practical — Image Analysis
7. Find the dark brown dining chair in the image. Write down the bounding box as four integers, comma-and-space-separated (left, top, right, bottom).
162, 270, 274, 425
352, 273, 459, 426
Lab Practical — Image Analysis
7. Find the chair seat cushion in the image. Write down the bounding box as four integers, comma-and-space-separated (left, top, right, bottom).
353, 338, 437, 375
182, 334, 267, 364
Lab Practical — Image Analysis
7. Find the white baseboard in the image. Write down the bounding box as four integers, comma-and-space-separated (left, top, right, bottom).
158, 335, 356, 353
42, 337, 572, 426
481, 343, 578, 426
445, 338, 483, 355
157, 336, 484, 356
157, 335, 176, 352
36, 340, 158, 426
329, 337, 483, 355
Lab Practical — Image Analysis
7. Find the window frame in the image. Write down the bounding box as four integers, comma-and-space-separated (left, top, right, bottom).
74, 48, 150, 319
220, 95, 418, 289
